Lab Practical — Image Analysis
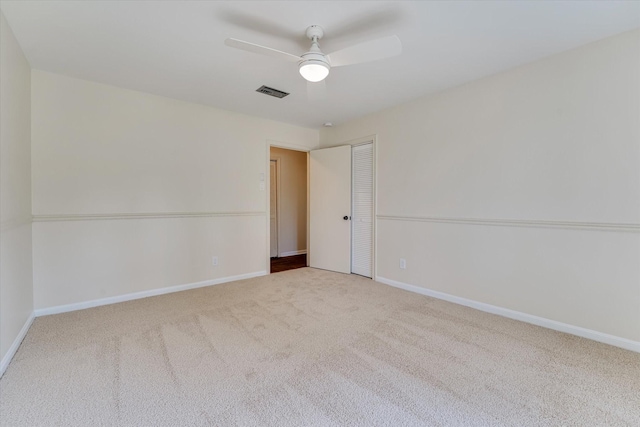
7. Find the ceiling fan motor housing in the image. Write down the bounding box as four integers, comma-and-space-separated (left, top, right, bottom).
299, 51, 330, 68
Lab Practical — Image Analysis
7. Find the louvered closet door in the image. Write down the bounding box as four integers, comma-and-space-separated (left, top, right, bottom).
351, 143, 373, 278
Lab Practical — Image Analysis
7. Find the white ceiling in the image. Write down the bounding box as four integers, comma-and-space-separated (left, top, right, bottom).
2, 1, 639, 129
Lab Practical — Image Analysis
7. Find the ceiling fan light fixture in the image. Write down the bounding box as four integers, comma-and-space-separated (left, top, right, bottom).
299, 60, 330, 82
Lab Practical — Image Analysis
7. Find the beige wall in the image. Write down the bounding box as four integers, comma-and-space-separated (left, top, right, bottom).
320, 30, 640, 342
270, 147, 307, 256
0, 12, 33, 363
31, 70, 318, 309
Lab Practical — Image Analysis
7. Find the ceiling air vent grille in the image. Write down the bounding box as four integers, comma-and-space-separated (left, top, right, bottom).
256, 85, 289, 99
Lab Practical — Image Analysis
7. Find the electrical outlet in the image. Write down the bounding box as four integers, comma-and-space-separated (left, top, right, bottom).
399, 258, 407, 269
259, 182, 265, 190
212, 256, 218, 267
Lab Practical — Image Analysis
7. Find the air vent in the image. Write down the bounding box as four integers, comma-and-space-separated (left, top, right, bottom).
256, 85, 289, 99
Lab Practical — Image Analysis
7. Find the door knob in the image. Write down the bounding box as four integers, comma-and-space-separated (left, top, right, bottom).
343, 216, 350, 220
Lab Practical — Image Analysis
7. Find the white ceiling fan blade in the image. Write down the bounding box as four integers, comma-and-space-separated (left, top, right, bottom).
326, 35, 402, 67
307, 80, 327, 101
224, 38, 302, 63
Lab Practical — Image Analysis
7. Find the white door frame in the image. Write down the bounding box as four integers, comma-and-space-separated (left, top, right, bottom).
265, 140, 312, 272
269, 158, 281, 257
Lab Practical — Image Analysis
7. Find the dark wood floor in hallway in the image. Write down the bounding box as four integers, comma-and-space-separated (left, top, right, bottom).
270, 254, 307, 273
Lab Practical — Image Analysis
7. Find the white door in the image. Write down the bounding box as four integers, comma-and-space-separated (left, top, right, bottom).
269, 160, 278, 257
351, 143, 374, 277
309, 145, 352, 273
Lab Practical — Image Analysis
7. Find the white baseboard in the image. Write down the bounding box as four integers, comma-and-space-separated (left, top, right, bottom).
0, 312, 35, 378
34, 271, 268, 317
278, 250, 307, 257
375, 276, 640, 353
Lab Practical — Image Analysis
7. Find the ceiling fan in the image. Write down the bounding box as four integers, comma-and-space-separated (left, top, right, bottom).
224, 25, 402, 83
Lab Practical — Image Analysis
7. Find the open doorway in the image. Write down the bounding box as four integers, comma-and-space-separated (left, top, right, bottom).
270, 146, 308, 273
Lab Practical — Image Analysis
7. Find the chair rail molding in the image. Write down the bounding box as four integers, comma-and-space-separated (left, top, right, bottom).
377, 214, 640, 233
32, 211, 266, 222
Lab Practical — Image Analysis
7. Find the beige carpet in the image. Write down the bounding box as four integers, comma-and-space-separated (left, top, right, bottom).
1, 268, 639, 426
